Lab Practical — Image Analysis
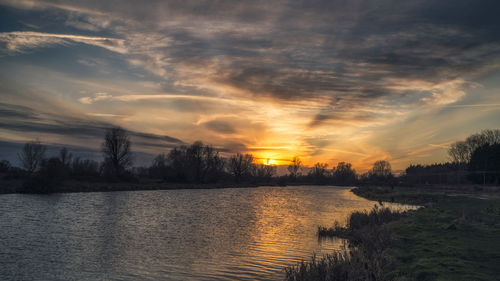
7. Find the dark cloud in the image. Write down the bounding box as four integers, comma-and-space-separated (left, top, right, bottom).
0, 102, 38, 120
132, 132, 183, 145
0, 101, 183, 149
309, 112, 375, 128
4, 1, 499, 104
216, 141, 248, 153
1, 0, 500, 157
202, 120, 236, 134
194, 0, 500, 106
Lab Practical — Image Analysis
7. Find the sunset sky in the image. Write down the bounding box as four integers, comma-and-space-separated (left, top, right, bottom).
1, 0, 499, 171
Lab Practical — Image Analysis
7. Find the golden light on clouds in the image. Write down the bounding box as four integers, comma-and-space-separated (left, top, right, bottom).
1, 0, 500, 171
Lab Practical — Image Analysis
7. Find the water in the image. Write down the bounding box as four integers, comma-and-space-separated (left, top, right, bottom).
0, 186, 413, 280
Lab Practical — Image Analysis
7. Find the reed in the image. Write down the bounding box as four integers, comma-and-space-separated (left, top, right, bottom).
287, 206, 405, 281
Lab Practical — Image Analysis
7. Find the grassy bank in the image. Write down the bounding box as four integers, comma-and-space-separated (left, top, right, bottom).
387, 194, 500, 280
286, 186, 500, 281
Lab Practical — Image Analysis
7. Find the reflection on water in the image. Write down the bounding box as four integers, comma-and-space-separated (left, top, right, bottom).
0, 186, 413, 280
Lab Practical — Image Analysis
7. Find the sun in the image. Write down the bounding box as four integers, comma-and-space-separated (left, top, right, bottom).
263, 159, 278, 165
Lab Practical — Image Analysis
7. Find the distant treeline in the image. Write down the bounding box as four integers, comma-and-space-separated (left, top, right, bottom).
404, 129, 500, 185
0, 128, 499, 193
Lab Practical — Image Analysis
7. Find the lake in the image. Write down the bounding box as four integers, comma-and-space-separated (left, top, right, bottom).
0, 186, 413, 280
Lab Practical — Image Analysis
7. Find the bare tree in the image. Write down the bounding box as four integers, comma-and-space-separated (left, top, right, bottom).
332, 162, 357, 184
18, 140, 46, 173
165, 142, 225, 183
228, 153, 254, 182
371, 160, 392, 177
201, 145, 225, 183
309, 162, 329, 179
0, 160, 10, 173
448, 141, 469, 165
102, 127, 132, 176
482, 129, 500, 144
59, 147, 72, 167
149, 153, 168, 179
287, 156, 302, 179
253, 163, 277, 182
448, 129, 500, 165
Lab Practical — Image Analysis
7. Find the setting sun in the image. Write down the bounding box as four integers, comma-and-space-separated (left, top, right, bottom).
1, 1, 500, 280
264, 159, 278, 166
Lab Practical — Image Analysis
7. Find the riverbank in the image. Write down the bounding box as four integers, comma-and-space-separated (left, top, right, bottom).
287, 185, 500, 280
356, 186, 500, 280
0, 178, 265, 194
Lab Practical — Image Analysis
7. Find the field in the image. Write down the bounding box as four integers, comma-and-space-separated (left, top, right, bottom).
287, 185, 500, 281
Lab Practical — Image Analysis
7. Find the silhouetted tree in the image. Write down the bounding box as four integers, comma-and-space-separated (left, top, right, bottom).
448, 141, 469, 165
287, 156, 302, 180
71, 157, 100, 180
149, 153, 169, 179
56, 147, 72, 179
308, 162, 329, 183
228, 153, 254, 182
449, 129, 500, 165
167, 147, 188, 181
186, 141, 205, 182
59, 147, 72, 167
253, 163, 277, 183
163, 142, 225, 183
371, 160, 392, 177
332, 162, 357, 185
364, 160, 394, 185
468, 143, 500, 184
0, 160, 10, 173
18, 140, 46, 174
403, 162, 461, 185
101, 127, 132, 179
202, 145, 225, 183
23, 157, 67, 193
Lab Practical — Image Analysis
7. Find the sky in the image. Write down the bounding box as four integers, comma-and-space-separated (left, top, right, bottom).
0, 0, 499, 171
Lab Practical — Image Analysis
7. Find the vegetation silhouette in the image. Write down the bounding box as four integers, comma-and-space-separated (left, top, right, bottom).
228, 153, 255, 183
18, 139, 46, 174
289, 205, 404, 281
1, 128, 500, 194
287, 156, 302, 180
101, 127, 133, 181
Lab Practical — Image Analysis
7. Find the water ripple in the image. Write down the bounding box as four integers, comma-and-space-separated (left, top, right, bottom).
0, 186, 412, 280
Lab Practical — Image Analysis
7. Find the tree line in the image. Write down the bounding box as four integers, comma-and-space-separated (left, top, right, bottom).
405, 129, 500, 185
1, 127, 499, 193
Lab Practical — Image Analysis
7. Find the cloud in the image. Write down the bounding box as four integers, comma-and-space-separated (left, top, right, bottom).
0, 31, 127, 54
0, 100, 183, 150
309, 111, 376, 128
420, 79, 471, 105
202, 120, 236, 134
3, 1, 498, 109
78, 92, 112, 104
1, 0, 500, 169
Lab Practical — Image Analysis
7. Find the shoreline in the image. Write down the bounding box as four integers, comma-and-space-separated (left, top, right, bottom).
287, 185, 500, 280
350, 186, 500, 280
0, 179, 357, 195
0, 179, 270, 195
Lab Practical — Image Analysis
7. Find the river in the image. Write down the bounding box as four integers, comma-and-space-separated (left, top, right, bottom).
0, 185, 413, 280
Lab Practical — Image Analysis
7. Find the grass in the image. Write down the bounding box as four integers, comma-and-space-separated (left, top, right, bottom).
285, 245, 394, 281
318, 205, 404, 243
388, 196, 500, 280
287, 186, 500, 281
288, 206, 406, 281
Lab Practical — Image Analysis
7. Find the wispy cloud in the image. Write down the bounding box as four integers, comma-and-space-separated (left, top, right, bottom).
0, 31, 127, 54
1, 0, 500, 169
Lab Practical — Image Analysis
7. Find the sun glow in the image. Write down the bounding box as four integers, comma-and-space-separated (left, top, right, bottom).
264, 159, 278, 165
